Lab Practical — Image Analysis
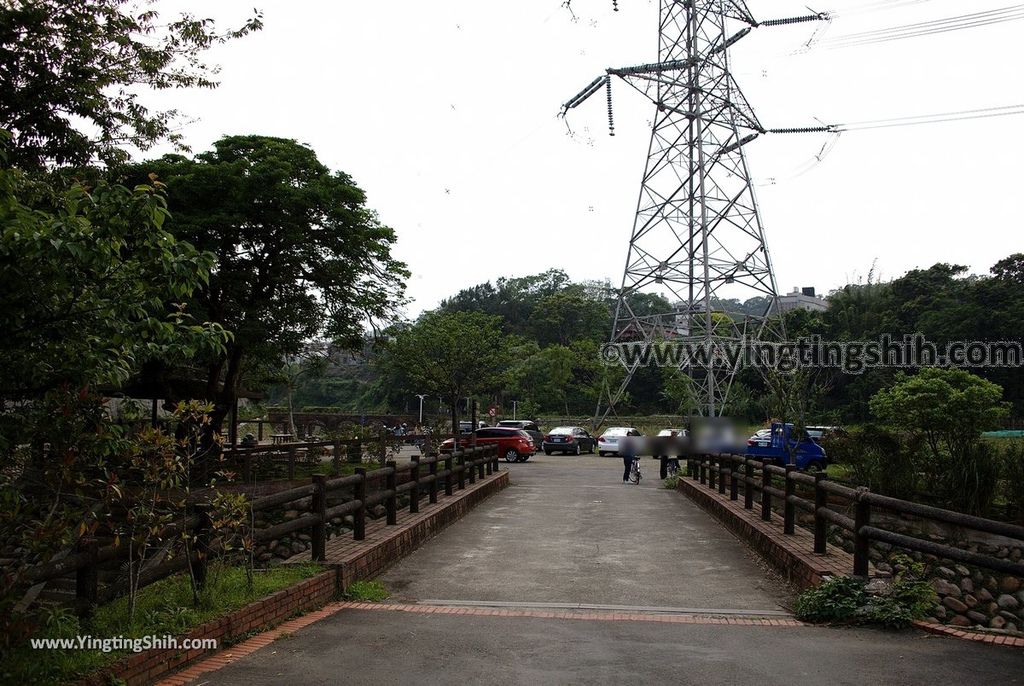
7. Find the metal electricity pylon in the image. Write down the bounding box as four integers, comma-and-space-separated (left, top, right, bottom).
561, 1, 830, 425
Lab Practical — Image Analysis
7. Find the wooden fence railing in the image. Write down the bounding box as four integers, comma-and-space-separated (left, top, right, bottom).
217, 434, 457, 481
17, 445, 500, 616
687, 454, 1024, 579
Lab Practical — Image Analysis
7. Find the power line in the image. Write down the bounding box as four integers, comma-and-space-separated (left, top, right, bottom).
836, 104, 1024, 131
822, 4, 1024, 48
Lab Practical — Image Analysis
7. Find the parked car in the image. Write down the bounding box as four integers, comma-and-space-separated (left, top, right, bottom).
440, 427, 536, 463
745, 422, 828, 471
543, 426, 597, 455
458, 420, 488, 433
496, 420, 544, 450
597, 427, 642, 456
747, 427, 772, 448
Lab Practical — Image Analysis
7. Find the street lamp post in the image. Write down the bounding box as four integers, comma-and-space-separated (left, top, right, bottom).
416, 394, 428, 425
512, 400, 518, 420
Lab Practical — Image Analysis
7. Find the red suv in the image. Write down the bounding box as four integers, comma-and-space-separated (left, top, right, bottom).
440, 427, 536, 463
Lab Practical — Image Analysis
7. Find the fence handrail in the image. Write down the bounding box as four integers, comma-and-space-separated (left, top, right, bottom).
14, 444, 502, 615
688, 453, 1024, 580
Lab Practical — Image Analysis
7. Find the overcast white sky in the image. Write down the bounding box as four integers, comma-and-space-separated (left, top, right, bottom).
146, 0, 1023, 316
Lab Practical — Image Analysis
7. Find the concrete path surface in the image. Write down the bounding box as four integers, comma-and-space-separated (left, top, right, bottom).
189, 455, 1024, 685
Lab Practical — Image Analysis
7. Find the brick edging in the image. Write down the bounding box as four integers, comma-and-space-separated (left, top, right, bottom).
77, 569, 339, 686
912, 621, 1024, 648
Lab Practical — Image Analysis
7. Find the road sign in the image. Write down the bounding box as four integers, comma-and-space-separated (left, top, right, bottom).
488, 406, 497, 417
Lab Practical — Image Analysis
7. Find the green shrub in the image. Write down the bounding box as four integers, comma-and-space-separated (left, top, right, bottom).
795, 555, 936, 629
822, 427, 921, 499
794, 576, 866, 623
998, 440, 1024, 523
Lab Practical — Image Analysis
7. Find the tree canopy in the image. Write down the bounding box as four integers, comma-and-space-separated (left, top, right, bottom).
122, 135, 408, 428
377, 311, 512, 421
0, 0, 262, 169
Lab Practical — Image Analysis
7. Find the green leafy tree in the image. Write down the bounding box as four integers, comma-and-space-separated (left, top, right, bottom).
123, 135, 408, 434
529, 288, 609, 347
0, 0, 262, 170
377, 311, 511, 440
0, 159, 228, 437
869, 368, 1009, 513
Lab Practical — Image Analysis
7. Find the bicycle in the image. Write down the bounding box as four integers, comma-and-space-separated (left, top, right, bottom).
628, 456, 642, 484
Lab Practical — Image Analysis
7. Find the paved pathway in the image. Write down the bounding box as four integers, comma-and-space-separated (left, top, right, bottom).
182, 455, 1024, 685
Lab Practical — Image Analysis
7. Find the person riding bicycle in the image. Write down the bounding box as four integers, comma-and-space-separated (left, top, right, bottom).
620, 434, 638, 483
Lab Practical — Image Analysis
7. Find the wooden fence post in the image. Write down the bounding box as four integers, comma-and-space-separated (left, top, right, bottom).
729, 458, 739, 501
243, 453, 253, 483
708, 456, 717, 490
287, 446, 297, 480
444, 455, 454, 496
467, 450, 476, 485
814, 472, 828, 554
718, 458, 726, 495
428, 457, 438, 504
347, 439, 361, 465
699, 457, 707, 485
744, 461, 754, 510
760, 459, 772, 521
410, 456, 420, 513
457, 451, 466, 490
311, 474, 327, 561
385, 460, 398, 525
784, 465, 796, 535
477, 451, 485, 480
853, 493, 871, 578
354, 468, 367, 541
75, 537, 99, 618
332, 440, 342, 471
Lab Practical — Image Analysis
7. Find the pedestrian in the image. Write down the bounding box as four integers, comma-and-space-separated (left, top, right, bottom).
620, 434, 637, 483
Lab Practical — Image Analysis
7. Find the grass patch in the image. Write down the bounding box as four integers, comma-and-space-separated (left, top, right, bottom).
3, 562, 323, 685
344, 580, 389, 602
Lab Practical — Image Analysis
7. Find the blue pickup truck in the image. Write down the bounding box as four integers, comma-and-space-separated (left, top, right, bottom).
744, 422, 828, 471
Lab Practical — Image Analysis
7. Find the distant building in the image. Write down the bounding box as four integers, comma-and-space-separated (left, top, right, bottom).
778, 287, 828, 313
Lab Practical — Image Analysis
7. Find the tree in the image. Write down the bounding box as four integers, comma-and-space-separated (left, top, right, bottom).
0, 155, 227, 412
123, 135, 408, 433
0, 0, 262, 170
529, 287, 609, 347
869, 368, 1009, 514
869, 368, 1009, 460
377, 311, 511, 442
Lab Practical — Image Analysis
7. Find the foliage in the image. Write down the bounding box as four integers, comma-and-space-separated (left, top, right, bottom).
1, 564, 321, 685
376, 311, 511, 425
822, 427, 922, 499
998, 440, 1024, 523
869, 368, 1009, 514
344, 580, 389, 602
0, 162, 228, 415
0, 0, 262, 169
794, 561, 935, 629
793, 576, 866, 623
122, 136, 408, 432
